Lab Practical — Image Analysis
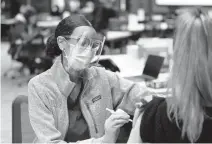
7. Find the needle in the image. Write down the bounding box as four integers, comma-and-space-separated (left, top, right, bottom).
106, 108, 133, 122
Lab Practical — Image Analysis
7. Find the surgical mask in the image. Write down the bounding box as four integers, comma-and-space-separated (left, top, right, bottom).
63, 36, 98, 72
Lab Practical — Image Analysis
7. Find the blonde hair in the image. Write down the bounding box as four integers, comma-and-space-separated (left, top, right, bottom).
167, 8, 212, 142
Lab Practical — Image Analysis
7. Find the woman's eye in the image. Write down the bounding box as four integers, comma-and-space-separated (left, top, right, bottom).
80, 38, 90, 47
81, 40, 87, 46
92, 42, 100, 49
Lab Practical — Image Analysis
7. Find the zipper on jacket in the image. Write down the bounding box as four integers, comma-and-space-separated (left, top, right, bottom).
64, 98, 69, 140
80, 101, 92, 137
79, 79, 94, 136
86, 103, 98, 133
79, 79, 99, 135
64, 79, 89, 139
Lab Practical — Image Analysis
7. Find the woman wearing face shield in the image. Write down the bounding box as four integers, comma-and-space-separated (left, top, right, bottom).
127, 9, 212, 143
28, 14, 149, 143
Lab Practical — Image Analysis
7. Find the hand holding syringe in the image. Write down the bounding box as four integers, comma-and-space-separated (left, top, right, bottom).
106, 108, 133, 122
103, 108, 131, 143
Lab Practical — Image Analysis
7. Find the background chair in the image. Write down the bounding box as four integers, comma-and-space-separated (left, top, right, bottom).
12, 95, 35, 143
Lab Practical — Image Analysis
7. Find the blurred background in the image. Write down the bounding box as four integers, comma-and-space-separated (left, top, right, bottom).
1, 0, 212, 143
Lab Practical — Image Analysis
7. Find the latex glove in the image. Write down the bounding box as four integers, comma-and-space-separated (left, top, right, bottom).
116, 108, 129, 115
103, 109, 130, 143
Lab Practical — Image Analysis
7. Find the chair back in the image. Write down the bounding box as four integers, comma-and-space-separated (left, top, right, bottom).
12, 95, 35, 143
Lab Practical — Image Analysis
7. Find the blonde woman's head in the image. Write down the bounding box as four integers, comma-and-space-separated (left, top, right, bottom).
167, 8, 212, 142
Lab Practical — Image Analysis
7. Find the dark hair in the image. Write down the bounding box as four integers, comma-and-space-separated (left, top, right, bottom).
51, 5, 63, 16
46, 14, 92, 58
22, 5, 37, 22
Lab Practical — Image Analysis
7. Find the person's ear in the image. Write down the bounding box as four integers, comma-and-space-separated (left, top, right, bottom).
57, 36, 66, 51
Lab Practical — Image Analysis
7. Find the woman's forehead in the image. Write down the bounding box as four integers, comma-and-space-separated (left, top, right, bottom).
71, 26, 97, 39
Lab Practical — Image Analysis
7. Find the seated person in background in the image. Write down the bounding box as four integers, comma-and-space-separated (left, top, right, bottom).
50, 0, 65, 17
69, 0, 81, 13
14, 5, 28, 23
62, 0, 81, 19
92, 0, 117, 33
22, 6, 39, 41
8, 6, 51, 75
51, 5, 63, 17
80, 1, 95, 23
128, 8, 212, 143
81, 1, 95, 14
13, 5, 39, 42
9, 5, 39, 58
14, 5, 50, 44
28, 14, 149, 143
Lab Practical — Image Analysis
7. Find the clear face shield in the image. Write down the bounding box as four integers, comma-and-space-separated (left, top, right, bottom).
61, 33, 106, 77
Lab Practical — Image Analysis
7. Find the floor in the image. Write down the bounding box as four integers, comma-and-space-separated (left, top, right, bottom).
1, 42, 28, 143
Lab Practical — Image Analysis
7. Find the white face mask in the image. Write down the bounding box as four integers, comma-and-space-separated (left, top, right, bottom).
63, 42, 96, 72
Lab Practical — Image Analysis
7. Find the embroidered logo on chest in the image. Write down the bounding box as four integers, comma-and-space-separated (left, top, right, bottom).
92, 95, 101, 103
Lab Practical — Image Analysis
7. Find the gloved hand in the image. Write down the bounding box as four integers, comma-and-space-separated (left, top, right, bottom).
103, 109, 130, 143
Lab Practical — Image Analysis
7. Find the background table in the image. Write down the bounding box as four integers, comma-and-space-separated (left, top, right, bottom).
37, 20, 60, 28
99, 54, 170, 95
